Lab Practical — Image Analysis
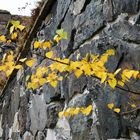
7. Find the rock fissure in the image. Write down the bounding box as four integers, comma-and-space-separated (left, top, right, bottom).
0, 0, 140, 140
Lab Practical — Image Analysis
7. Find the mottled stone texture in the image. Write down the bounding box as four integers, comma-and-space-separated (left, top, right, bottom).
0, 0, 140, 140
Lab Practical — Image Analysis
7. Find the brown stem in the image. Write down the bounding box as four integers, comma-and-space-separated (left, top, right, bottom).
121, 107, 140, 115
32, 52, 140, 95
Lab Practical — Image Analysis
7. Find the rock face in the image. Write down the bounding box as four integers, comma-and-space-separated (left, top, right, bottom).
0, 10, 11, 34
0, 0, 140, 140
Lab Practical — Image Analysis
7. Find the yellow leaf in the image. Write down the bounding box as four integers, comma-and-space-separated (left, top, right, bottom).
2, 53, 7, 63
81, 105, 93, 116
25, 75, 30, 81
25, 59, 36, 67
106, 49, 115, 55
56, 29, 68, 39
101, 72, 107, 83
11, 32, 18, 40
34, 41, 42, 49
10, 26, 14, 34
74, 69, 83, 78
76, 53, 81, 60
107, 103, 114, 110
114, 68, 121, 75
47, 72, 57, 82
131, 104, 136, 108
39, 78, 47, 86
7, 54, 14, 62
57, 76, 63, 81
63, 111, 69, 117
19, 58, 27, 62
58, 111, 64, 118
108, 78, 117, 88
17, 24, 25, 31
46, 51, 53, 58
54, 35, 61, 43
43, 41, 51, 49
0, 35, 6, 42
50, 80, 57, 88
100, 54, 108, 63
7, 40, 11, 44
11, 20, 25, 31
133, 71, 139, 79
122, 69, 133, 79
73, 107, 80, 115
118, 80, 124, 87
14, 65, 23, 69
27, 82, 39, 90
67, 108, 75, 116
114, 108, 120, 113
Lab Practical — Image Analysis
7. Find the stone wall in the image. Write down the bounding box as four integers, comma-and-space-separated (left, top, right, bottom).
0, 0, 140, 140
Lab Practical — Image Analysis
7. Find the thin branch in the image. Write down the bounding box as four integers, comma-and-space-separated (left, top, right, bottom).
116, 85, 140, 95
32, 52, 70, 65
29, 52, 140, 95
121, 107, 140, 115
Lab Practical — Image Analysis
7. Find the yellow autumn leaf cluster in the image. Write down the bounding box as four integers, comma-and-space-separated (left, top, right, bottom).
121, 69, 139, 82
0, 35, 6, 42
27, 66, 63, 89
34, 41, 52, 49
26, 48, 140, 90
58, 105, 93, 118
0, 35, 12, 44
25, 58, 37, 67
11, 32, 18, 40
27, 67, 48, 89
107, 103, 120, 113
33, 28, 68, 50
10, 20, 25, 34
0, 52, 22, 77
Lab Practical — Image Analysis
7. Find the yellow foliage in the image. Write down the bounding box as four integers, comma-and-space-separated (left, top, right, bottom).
131, 104, 136, 108
118, 80, 124, 87
7, 40, 12, 44
46, 51, 53, 58
34, 41, 42, 49
58, 105, 93, 118
74, 69, 83, 78
19, 58, 27, 62
108, 103, 120, 113
80, 105, 93, 116
106, 49, 115, 55
108, 78, 117, 89
54, 35, 62, 43
25, 58, 36, 67
43, 41, 51, 49
10, 20, 25, 33
107, 103, 114, 109
0, 35, 6, 42
114, 68, 121, 75
11, 32, 18, 40
114, 108, 120, 113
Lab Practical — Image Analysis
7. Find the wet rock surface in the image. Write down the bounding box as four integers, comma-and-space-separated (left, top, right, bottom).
0, 0, 140, 139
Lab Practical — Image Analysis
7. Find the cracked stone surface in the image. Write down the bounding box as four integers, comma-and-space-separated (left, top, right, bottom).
0, 0, 140, 140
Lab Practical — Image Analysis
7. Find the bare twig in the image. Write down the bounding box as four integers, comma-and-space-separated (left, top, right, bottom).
121, 107, 140, 115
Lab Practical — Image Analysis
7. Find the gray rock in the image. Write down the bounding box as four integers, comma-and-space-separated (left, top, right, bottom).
18, 95, 29, 135
67, 89, 99, 140
0, 10, 11, 24
73, 0, 86, 15
73, 0, 105, 49
112, 0, 140, 16
29, 94, 47, 135
35, 131, 45, 140
46, 102, 62, 128
22, 131, 34, 140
